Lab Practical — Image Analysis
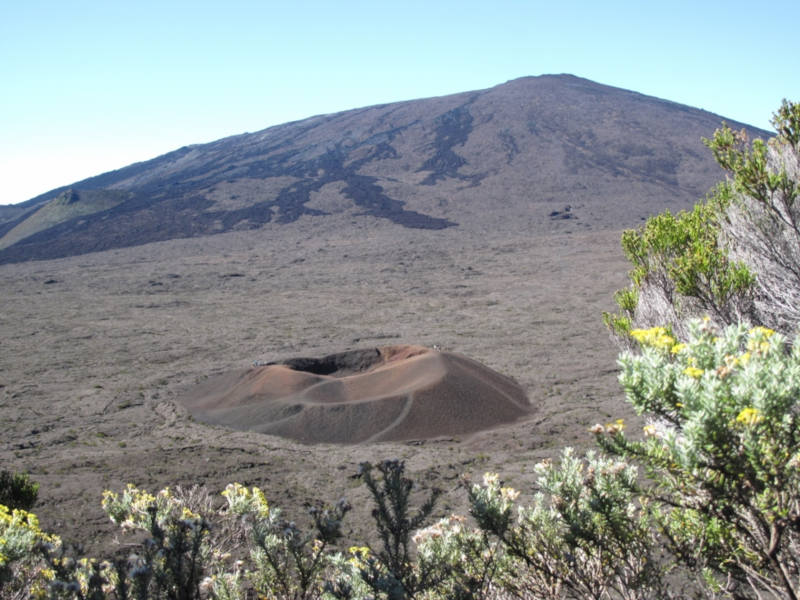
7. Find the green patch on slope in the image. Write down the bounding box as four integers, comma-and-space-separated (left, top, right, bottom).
0, 189, 130, 250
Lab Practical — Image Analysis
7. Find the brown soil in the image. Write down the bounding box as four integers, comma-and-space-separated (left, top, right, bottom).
0, 217, 636, 555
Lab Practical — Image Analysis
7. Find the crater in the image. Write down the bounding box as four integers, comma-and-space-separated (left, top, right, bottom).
178, 345, 530, 444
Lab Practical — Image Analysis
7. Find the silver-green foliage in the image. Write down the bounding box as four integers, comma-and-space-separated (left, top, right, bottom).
468, 452, 667, 600
221, 482, 350, 600
599, 321, 800, 599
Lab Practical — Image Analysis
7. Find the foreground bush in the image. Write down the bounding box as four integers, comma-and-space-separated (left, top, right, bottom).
605, 100, 800, 342
0, 470, 39, 511
0, 503, 60, 597
599, 321, 800, 599
222, 481, 350, 600
349, 460, 442, 599
603, 198, 755, 342
0, 463, 447, 600
713, 101, 800, 336
468, 454, 667, 600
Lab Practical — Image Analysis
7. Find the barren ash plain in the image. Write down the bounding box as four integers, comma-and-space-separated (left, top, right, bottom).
0, 75, 767, 552
1, 217, 635, 551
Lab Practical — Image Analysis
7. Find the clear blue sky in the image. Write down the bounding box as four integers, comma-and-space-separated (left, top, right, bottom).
2, 0, 798, 206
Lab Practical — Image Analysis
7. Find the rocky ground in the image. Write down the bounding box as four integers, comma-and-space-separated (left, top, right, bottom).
1, 215, 636, 554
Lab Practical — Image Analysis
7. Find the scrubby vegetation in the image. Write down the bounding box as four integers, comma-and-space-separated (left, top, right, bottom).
0, 470, 38, 512
3, 102, 799, 599
605, 100, 800, 342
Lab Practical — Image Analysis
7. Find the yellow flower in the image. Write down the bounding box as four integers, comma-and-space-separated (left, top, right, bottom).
500, 486, 520, 502
348, 546, 370, 558
221, 482, 242, 499
252, 488, 270, 517
670, 343, 687, 355
483, 472, 500, 487
180, 507, 200, 521
643, 424, 657, 437
630, 327, 675, 350
347, 545, 370, 568
683, 366, 704, 379
736, 407, 763, 426
222, 483, 269, 517
747, 328, 774, 353
749, 326, 775, 338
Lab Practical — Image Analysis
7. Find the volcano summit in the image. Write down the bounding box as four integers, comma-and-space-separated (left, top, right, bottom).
0, 74, 769, 264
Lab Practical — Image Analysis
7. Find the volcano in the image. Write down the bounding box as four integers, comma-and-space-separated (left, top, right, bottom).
178, 346, 530, 443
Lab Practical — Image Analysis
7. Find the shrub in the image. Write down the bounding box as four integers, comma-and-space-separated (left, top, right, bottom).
18, 481, 354, 600
606, 100, 800, 341
603, 199, 755, 343
221, 482, 351, 600
597, 321, 800, 599
0, 503, 60, 597
468, 454, 667, 600
101, 485, 212, 599
712, 100, 800, 336
0, 469, 39, 511
411, 513, 507, 600
349, 460, 442, 600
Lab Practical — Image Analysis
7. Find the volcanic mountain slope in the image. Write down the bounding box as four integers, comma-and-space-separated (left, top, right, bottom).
0, 74, 769, 263
178, 346, 530, 444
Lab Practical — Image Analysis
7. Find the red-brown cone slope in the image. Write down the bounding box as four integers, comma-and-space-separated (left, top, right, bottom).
178, 346, 529, 443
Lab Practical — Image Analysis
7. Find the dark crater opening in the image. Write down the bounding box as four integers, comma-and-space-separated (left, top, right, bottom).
270, 348, 383, 377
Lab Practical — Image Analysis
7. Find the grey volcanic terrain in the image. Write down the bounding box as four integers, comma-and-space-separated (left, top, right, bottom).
0, 75, 766, 263
0, 75, 773, 552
